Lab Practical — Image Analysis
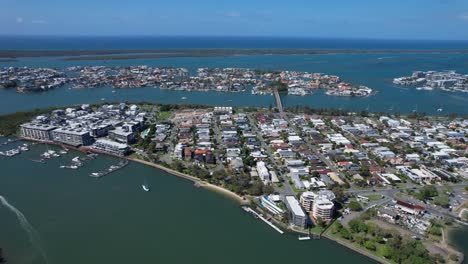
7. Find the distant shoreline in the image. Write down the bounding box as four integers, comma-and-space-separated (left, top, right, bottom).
1, 49, 468, 61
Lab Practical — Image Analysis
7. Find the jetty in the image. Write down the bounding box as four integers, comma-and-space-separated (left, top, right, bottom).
89, 159, 128, 178
242, 206, 284, 234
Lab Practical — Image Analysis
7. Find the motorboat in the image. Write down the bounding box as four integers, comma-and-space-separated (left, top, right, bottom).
142, 184, 150, 192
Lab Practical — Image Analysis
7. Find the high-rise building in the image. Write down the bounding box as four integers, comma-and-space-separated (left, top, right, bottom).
312, 197, 334, 222
285, 196, 307, 228
50, 127, 93, 146
20, 123, 56, 140
299, 191, 316, 212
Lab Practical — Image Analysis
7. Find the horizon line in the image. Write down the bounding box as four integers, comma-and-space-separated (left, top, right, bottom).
1, 34, 468, 42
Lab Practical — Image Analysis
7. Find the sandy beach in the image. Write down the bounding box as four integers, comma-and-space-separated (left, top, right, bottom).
128, 157, 249, 205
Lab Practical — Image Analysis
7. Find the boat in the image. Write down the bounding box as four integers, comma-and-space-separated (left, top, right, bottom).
181, 96, 187, 100
142, 184, 150, 192
298, 235, 311, 241
437, 108, 443, 112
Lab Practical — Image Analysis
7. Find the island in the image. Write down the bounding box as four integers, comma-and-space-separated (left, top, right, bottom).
1, 66, 373, 97
393, 70, 468, 92
0, 102, 467, 264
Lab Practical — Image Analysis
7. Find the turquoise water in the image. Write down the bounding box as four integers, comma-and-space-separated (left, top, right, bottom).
0, 142, 374, 264
1, 53, 468, 115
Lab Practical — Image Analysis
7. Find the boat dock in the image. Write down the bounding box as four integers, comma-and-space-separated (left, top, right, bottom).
242, 206, 284, 234
0, 143, 29, 157
89, 159, 128, 178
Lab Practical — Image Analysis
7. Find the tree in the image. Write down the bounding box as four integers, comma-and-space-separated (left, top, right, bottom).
331, 186, 346, 202
247, 181, 263, 196
339, 227, 352, 240
433, 195, 449, 207
378, 245, 391, 258
262, 184, 275, 195
146, 142, 156, 154
348, 218, 368, 233
364, 241, 376, 251
348, 201, 362, 211
213, 170, 228, 181
172, 161, 185, 172
415, 185, 438, 201
316, 217, 326, 228
0, 248, 5, 264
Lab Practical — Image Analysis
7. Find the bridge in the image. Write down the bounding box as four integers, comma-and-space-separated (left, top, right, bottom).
273, 88, 284, 116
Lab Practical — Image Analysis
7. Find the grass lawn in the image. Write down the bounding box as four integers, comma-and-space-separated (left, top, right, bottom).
156, 111, 172, 120
364, 194, 383, 201
310, 226, 324, 234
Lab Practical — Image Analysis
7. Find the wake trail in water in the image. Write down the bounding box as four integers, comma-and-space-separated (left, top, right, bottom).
0, 195, 49, 264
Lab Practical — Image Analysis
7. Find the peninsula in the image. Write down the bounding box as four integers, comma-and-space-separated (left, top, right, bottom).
1, 102, 467, 264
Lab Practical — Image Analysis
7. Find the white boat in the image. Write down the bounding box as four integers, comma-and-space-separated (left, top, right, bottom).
298, 236, 311, 241
142, 184, 150, 192
181, 97, 187, 100
437, 108, 443, 112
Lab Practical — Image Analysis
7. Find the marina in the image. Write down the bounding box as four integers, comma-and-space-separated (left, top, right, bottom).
60, 156, 84, 170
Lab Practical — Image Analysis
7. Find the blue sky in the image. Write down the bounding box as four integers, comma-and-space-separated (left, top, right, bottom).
1, 0, 468, 40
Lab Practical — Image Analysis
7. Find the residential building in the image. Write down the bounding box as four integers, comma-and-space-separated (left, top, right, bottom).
50, 127, 93, 146
285, 196, 307, 228
20, 123, 56, 140
312, 197, 334, 222
93, 139, 129, 156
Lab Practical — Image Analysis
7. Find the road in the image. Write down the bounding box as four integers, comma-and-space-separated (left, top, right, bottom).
247, 113, 294, 196
285, 113, 349, 185
347, 182, 468, 221
273, 88, 284, 117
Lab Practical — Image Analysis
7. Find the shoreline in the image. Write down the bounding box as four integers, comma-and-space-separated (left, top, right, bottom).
125, 157, 249, 205
446, 225, 466, 264
2, 48, 468, 60
322, 229, 391, 264
15, 137, 248, 205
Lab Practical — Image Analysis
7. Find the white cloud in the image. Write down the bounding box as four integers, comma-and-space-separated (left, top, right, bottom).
226, 11, 241, 18
32, 19, 47, 24
16, 17, 23, 23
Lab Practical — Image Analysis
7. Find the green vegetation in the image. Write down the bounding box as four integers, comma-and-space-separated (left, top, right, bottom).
310, 225, 325, 234
0, 248, 5, 263
331, 218, 442, 264
169, 162, 272, 196
364, 194, 382, 201
156, 110, 171, 120
433, 195, 449, 207
414, 185, 438, 201
0, 107, 57, 136
348, 200, 363, 211
271, 80, 288, 92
